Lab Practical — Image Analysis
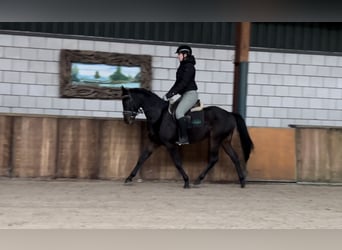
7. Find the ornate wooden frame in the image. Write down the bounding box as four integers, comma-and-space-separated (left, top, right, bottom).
59, 49, 152, 99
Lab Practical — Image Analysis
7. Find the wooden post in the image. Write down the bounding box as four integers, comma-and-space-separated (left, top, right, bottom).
233, 22, 251, 118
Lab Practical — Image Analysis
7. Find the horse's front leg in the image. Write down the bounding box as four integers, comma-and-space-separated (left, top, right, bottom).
166, 145, 190, 189
125, 141, 159, 185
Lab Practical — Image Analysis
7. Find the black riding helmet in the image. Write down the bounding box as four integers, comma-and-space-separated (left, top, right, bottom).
175, 45, 192, 56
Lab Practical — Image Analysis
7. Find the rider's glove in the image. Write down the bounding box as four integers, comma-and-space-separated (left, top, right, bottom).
165, 92, 174, 99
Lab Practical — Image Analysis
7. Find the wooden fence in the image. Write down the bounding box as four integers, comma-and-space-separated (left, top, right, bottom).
294, 125, 342, 183
1, 114, 341, 183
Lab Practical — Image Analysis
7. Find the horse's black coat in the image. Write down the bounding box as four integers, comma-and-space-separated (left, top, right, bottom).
121, 87, 254, 188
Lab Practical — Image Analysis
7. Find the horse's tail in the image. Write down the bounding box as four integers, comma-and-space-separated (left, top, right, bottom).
232, 113, 254, 162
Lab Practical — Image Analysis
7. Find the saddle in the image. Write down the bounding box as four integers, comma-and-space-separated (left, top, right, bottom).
168, 99, 204, 128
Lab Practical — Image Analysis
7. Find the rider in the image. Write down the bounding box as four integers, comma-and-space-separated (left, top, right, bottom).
164, 45, 198, 145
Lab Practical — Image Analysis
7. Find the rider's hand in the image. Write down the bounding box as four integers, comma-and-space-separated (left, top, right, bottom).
165, 92, 174, 99
162, 95, 169, 101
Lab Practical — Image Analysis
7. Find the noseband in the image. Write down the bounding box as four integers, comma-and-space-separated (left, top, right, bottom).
123, 109, 143, 118
122, 94, 143, 118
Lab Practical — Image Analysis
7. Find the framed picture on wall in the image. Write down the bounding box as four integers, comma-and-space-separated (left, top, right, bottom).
59, 49, 152, 99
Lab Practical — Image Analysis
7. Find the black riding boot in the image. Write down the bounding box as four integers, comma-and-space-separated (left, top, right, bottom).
176, 117, 189, 145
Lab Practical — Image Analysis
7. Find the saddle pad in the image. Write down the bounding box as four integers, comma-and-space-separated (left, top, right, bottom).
188, 110, 204, 128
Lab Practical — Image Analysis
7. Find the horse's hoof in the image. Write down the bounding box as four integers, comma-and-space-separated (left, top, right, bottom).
183, 183, 191, 189
193, 179, 201, 186
240, 180, 246, 188
124, 178, 133, 186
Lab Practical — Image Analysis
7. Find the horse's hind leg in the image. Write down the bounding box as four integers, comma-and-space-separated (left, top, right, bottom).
222, 142, 246, 188
193, 140, 220, 186
167, 146, 190, 189
125, 142, 159, 185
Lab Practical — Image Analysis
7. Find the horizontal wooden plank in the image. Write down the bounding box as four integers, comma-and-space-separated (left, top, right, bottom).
57, 119, 100, 179
329, 129, 342, 182
296, 128, 342, 183
247, 128, 296, 181
12, 117, 57, 177
98, 120, 142, 179
7, 114, 342, 184
0, 116, 12, 177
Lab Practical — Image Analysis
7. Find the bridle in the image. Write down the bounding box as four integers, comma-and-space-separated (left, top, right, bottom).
123, 109, 143, 119
122, 94, 143, 119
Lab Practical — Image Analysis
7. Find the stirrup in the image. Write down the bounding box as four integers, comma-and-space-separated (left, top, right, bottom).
176, 138, 189, 145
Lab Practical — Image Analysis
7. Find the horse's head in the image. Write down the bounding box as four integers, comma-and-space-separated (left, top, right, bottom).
121, 87, 143, 124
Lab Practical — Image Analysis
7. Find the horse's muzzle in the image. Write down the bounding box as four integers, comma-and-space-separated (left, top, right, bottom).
123, 111, 137, 124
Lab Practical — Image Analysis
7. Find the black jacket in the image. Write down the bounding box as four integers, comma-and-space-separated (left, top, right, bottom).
166, 55, 198, 99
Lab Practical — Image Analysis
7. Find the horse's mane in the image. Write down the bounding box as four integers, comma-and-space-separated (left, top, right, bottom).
128, 88, 168, 124
130, 88, 159, 98
130, 88, 166, 107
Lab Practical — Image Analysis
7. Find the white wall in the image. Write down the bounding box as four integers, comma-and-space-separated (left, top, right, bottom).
0, 32, 341, 127
248, 51, 342, 127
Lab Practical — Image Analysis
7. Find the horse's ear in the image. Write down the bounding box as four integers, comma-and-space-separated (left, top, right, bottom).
121, 86, 129, 97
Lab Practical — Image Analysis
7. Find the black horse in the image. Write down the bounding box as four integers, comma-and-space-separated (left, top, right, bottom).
121, 87, 254, 188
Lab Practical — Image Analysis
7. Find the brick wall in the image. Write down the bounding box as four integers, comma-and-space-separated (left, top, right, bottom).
247, 51, 342, 127
0, 33, 341, 127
